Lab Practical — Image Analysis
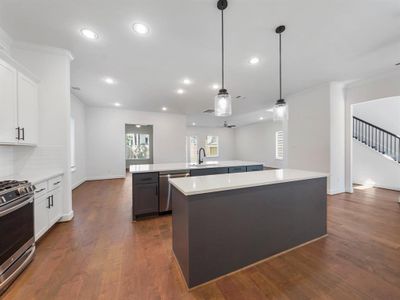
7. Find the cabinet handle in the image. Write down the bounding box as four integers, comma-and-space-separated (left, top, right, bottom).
21, 128, 25, 141
47, 196, 51, 209
16, 127, 20, 140
51, 195, 54, 207
53, 181, 61, 186
35, 188, 46, 193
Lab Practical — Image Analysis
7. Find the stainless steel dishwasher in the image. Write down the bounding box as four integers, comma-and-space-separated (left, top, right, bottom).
159, 170, 190, 213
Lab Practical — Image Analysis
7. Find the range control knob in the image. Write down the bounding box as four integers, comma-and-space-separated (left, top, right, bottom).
17, 187, 26, 195
0, 196, 6, 203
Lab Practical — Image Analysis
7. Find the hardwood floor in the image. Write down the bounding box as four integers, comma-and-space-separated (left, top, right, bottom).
2, 178, 400, 299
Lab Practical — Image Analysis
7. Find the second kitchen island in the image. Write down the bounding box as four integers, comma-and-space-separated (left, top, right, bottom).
130, 161, 264, 220
169, 169, 328, 288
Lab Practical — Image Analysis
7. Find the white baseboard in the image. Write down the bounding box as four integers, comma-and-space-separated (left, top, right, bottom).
59, 210, 74, 222
328, 189, 346, 195
86, 174, 126, 181
72, 177, 87, 190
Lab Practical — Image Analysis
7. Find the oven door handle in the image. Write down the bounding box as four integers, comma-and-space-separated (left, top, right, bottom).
0, 196, 34, 218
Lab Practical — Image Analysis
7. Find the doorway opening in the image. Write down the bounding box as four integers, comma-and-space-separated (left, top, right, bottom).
125, 124, 154, 169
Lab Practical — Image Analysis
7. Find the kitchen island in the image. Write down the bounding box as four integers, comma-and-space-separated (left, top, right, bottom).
169, 169, 328, 288
129, 160, 264, 219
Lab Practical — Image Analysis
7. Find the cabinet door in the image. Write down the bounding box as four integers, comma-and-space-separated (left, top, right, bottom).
133, 183, 159, 216
34, 194, 50, 241
0, 59, 18, 144
17, 73, 38, 145
48, 188, 62, 226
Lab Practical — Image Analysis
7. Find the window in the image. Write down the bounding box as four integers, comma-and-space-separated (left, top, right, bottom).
70, 117, 76, 169
275, 131, 284, 160
189, 136, 198, 164
126, 133, 150, 160
205, 136, 219, 157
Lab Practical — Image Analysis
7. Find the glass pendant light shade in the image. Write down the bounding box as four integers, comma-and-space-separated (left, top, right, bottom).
273, 99, 288, 121
215, 89, 232, 117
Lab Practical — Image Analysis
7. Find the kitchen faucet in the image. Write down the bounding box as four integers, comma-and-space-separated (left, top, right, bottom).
198, 147, 206, 165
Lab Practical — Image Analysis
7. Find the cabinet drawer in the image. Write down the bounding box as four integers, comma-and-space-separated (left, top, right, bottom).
246, 165, 264, 172
48, 176, 63, 191
34, 181, 48, 198
228, 166, 246, 173
190, 167, 228, 177
133, 173, 158, 185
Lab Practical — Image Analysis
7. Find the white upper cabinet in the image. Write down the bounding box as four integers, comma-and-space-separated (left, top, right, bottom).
0, 59, 18, 144
0, 56, 39, 146
17, 73, 39, 145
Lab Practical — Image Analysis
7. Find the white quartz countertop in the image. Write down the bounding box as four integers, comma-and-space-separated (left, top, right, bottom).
169, 169, 328, 196
129, 160, 263, 174
0, 169, 64, 185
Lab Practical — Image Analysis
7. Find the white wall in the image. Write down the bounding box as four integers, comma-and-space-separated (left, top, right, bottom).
329, 82, 346, 194
71, 94, 86, 189
186, 127, 236, 162
85, 107, 187, 180
345, 70, 400, 192
234, 120, 284, 168
11, 44, 73, 221
285, 82, 347, 194
287, 83, 331, 173
353, 141, 400, 190
353, 97, 400, 135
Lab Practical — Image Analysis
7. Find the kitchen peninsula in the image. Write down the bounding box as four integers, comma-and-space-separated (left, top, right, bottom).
169, 169, 328, 288
129, 160, 264, 219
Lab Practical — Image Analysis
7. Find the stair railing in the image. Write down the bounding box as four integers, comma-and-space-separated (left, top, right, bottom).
353, 116, 400, 163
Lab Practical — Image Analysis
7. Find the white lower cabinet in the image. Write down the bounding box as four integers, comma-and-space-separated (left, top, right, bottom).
34, 194, 50, 240
48, 187, 62, 227
34, 175, 63, 241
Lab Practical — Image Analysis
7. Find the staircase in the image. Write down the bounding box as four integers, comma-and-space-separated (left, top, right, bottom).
353, 116, 400, 163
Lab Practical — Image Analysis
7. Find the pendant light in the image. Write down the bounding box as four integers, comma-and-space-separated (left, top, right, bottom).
273, 25, 288, 122
214, 0, 232, 117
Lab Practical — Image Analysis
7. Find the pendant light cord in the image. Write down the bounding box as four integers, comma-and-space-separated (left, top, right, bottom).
221, 9, 225, 90
279, 32, 282, 100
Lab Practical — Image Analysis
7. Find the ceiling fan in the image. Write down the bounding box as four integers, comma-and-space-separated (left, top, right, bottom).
224, 121, 236, 128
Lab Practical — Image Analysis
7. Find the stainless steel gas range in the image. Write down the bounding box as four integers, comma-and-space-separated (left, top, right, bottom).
0, 180, 35, 295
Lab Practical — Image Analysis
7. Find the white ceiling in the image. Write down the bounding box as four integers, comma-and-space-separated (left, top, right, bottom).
0, 0, 399, 126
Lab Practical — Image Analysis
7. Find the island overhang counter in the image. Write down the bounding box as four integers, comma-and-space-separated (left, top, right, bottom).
169, 169, 328, 289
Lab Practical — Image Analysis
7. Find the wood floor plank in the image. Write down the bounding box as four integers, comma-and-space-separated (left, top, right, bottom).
1, 178, 400, 300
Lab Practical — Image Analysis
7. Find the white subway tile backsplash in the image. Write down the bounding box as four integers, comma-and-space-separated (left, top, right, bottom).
0, 146, 14, 177
13, 145, 66, 174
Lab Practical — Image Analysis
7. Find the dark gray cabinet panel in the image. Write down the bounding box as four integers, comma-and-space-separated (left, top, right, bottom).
246, 165, 263, 172
172, 177, 327, 288
133, 172, 158, 185
228, 166, 246, 173
132, 173, 159, 220
190, 167, 229, 177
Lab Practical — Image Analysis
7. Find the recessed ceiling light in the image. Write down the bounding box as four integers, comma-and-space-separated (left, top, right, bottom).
104, 77, 116, 85
192, 122, 196, 126
177, 89, 185, 94
183, 78, 192, 85
162, 107, 167, 111
259, 117, 264, 120
132, 23, 150, 35
249, 57, 260, 65
212, 84, 219, 90
114, 102, 121, 107
80, 28, 98, 40
136, 124, 141, 128
266, 108, 273, 112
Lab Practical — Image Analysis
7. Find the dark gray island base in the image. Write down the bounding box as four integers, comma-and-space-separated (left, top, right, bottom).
172, 177, 327, 289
